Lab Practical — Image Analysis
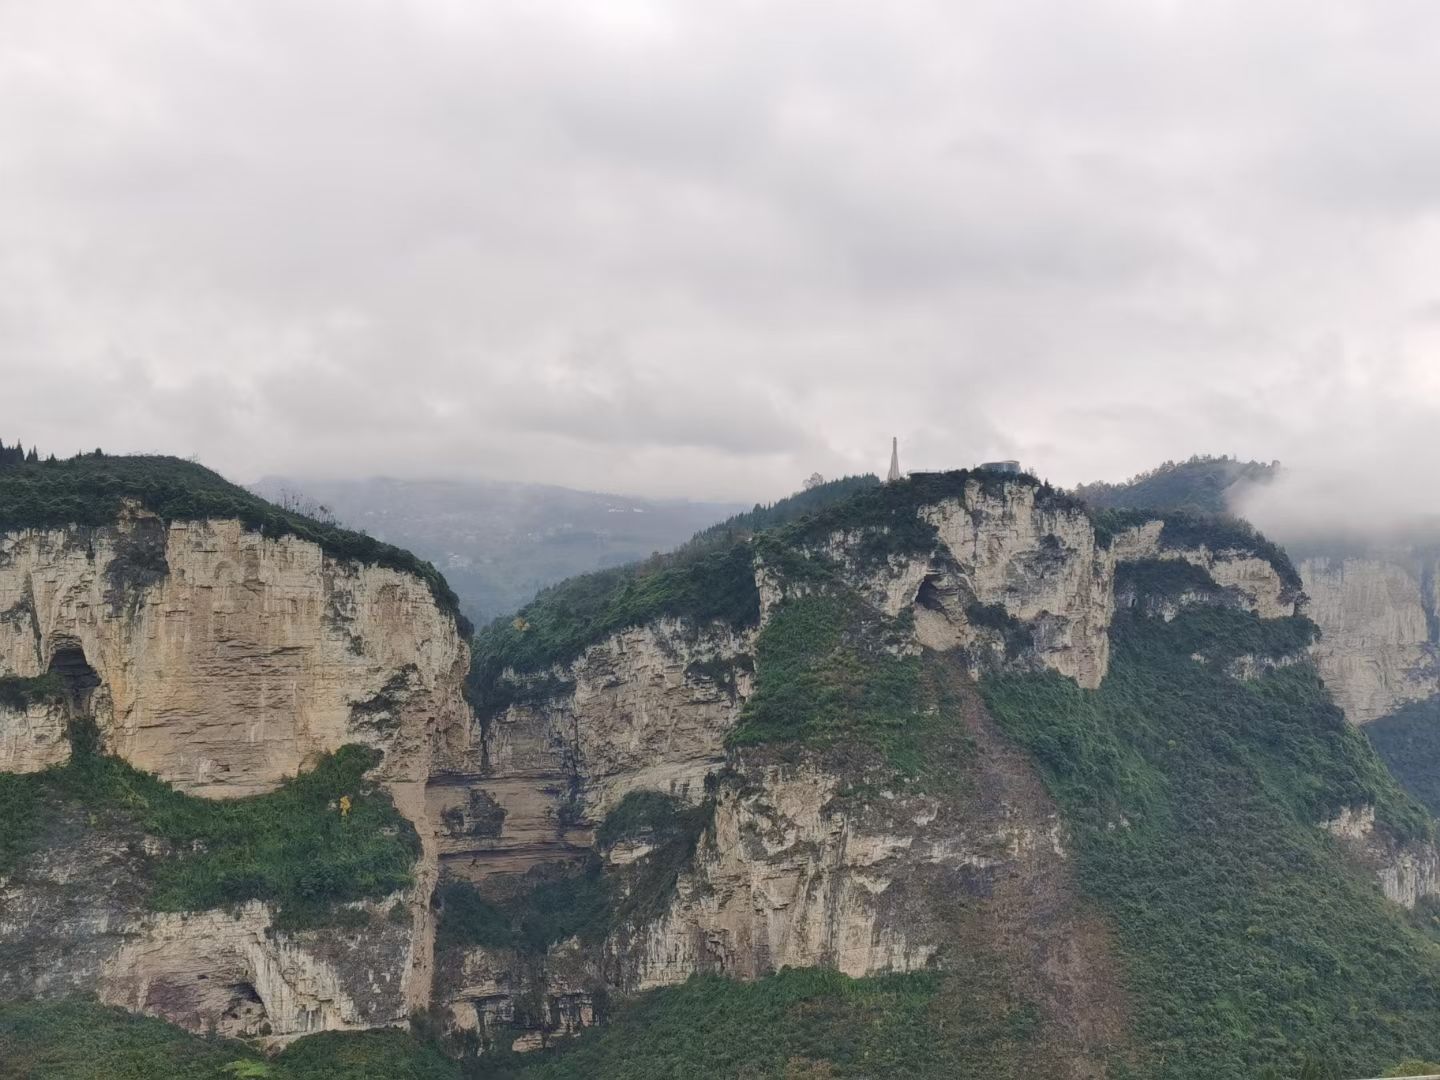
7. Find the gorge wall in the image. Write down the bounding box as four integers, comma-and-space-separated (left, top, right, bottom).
5, 467, 1423, 1073
435, 475, 1308, 1055
1299, 553, 1440, 725
0, 506, 471, 1042
0, 510, 469, 795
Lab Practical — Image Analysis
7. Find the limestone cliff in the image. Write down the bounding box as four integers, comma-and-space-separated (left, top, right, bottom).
0, 696, 67, 773
797, 480, 1299, 687
1324, 804, 1440, 909
0, 510, 469, 796
0, 805, 420, 1042
435, 471, 1298, 1056
0, 502, 471, 1041
1299, 554, 1440, 725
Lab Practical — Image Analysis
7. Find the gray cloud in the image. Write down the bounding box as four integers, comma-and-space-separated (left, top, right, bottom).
4, 1, 1440, 502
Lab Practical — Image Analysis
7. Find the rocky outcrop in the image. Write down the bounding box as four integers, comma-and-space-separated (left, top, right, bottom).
430, 476, 1307, 1050
440, 938, 598, 1054
1300, 555, 1440, 725
0, 697, 68, 772
0, 510, 470, 798
1323, 805, 1440, 908
436, 677, 1130, 1070
807, 481, 1299, 689
431, 618, 753, 886
0, 508, 471, 1040
0, 806, 421, 1043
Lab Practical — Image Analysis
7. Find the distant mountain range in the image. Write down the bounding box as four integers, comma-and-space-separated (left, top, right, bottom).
250, 476, 746, 629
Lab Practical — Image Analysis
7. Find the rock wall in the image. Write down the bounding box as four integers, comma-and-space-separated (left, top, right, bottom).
1300, 555, 1440, 725
430, 618, 753, 886
0, 510, 470, 797
0, 805, 421, 1043
813, 481, 1298, 689
437, 679, 1131, 1071
0, 697, 68, 772
0, 509, 471, 1039
1324, 805, 1440, 908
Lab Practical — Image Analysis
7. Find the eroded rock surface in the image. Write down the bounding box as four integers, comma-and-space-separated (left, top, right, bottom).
1300, 555, 1440, 725
0, 512, 469, 797
0, 698, 68, 773
1324, 804, 1440, 908
0, 806, 420, 1043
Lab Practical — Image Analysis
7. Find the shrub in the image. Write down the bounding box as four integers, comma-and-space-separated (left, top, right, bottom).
982, 608, 1439, 1077
0, 731, 419, 926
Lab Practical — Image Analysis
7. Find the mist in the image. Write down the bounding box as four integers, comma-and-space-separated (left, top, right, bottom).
7, 2, 1440, 501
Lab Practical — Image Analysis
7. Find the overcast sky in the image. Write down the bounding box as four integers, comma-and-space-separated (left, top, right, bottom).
4, 1, 1440, 503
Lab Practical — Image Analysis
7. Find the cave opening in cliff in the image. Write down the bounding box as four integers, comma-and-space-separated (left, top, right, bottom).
916, 576, 947, 612
47, 641, 100, 717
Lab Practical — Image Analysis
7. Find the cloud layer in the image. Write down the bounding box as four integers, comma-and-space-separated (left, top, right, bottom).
5, 1, 1440, 501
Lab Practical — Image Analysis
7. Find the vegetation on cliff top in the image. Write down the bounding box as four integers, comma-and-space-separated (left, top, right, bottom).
0, 452, 468, 633
466, 476, 885, 700
469, 468, 1073, 694
1075, 454, 1277, 514
468, 542, 760, 709
982, 607, 1438, 1077
470, 465, 1301, 707
0, 728, 419, 927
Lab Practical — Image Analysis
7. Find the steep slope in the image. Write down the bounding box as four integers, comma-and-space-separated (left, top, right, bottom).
8, 456, 1440, 1077
429, 467, 1406, 1076
0, 454, 472, 1043
1069, 456, 1440, 728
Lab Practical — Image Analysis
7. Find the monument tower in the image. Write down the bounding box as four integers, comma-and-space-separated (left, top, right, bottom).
887, 437, 901, 482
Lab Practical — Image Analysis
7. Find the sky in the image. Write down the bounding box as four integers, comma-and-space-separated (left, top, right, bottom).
4, 1, 1440, 504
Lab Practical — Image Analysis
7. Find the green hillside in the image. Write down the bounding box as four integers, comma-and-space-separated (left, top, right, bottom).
1076, 455, 1276, 514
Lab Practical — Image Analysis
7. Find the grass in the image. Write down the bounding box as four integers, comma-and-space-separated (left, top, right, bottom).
0, 453, 467, 633
0, 999, 457, 1080
0, 728, 419, 927
435, 863, 612, 954
728, 593, 918, 760
0, 964, 1042, 1080
725, 589, 974, 791
981, 607, 1440, 1077
496, 965, 1041, 1080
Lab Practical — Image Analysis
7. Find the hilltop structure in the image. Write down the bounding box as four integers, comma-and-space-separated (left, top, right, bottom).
980, 459, 1021, 474
887, 437, 902, 482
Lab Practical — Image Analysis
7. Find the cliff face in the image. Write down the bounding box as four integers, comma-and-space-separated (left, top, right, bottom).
0, 698, 68, 773
815, 482, 1299, 688
1299, 555, 1440, 725
1324, 804, 1440, 910
436, 475, 1300, 1056
6, 469, 1416, 1071
0, 508, 471, 1042
0, 806, 420, 1042
0, 511, 469, 796
429, 617, 754, 889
